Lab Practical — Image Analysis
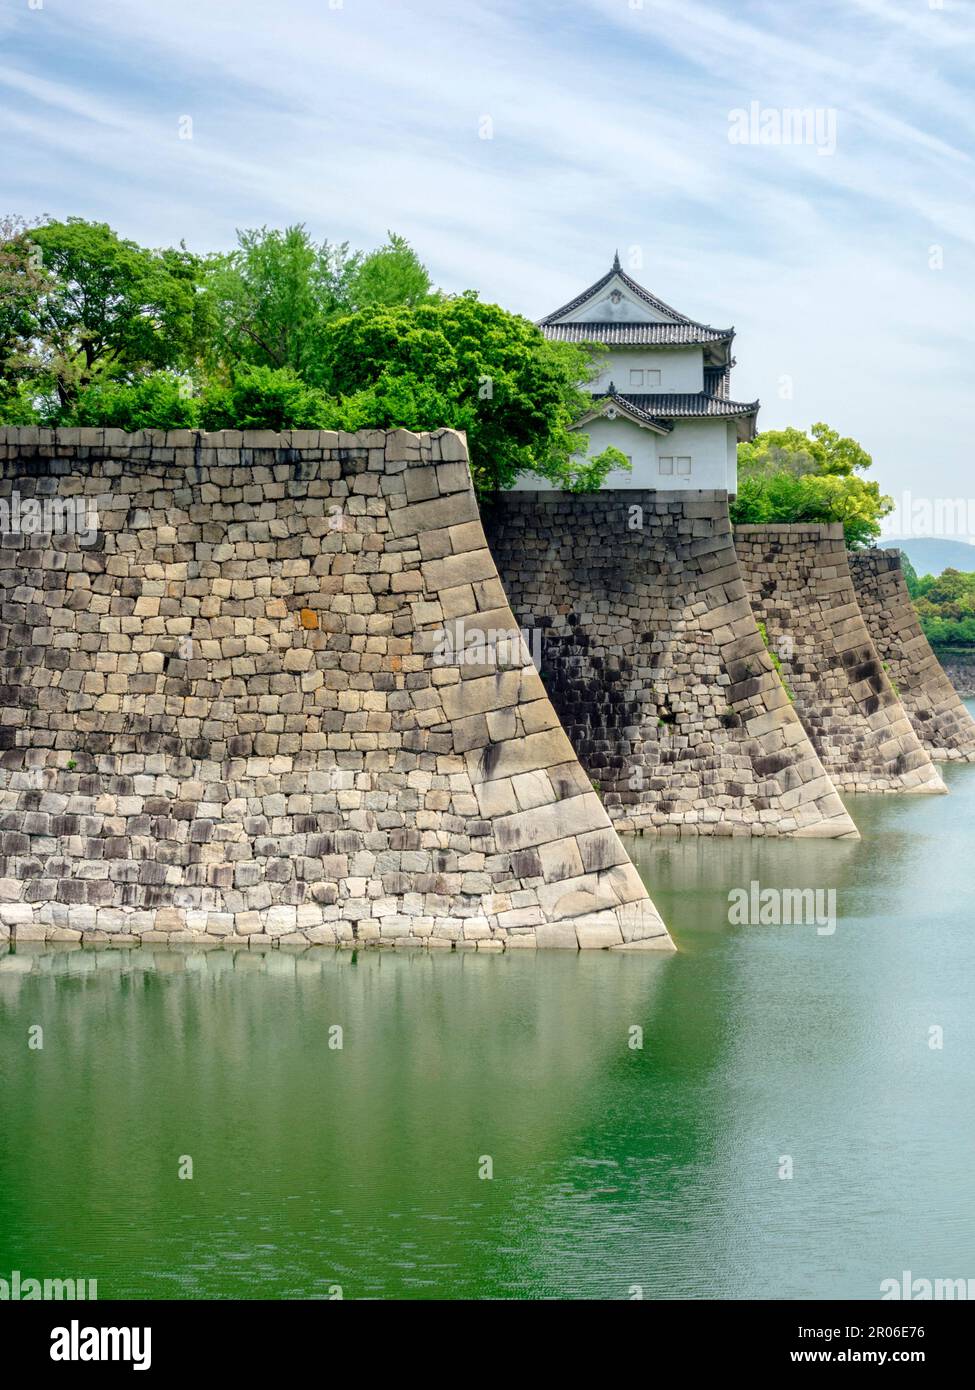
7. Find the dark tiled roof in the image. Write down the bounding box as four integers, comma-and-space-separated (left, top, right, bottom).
592, 389, 759, 426
703, 365, 731, 399
542, 321, 731, 346
539, 254, 732, 343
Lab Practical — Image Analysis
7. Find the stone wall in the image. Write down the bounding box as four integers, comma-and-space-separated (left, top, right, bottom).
940, 653, 975, 699
848, 549, 975, 760
0, 426, 672, 951
484, 492, 856, 837
735, 525, 946, 794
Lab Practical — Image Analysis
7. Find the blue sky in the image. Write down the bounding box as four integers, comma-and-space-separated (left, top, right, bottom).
2, 0, 974, 529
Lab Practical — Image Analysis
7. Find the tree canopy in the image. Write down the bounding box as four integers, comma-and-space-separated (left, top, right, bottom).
905, 565, 975, 650
315, 294, 620, 493
5, 218, 210, 412
0, 216, 623, 494
204, 224, 354, 383
345, 232, 433, 312
731, 422, 891, 548
737, 422, 873, 478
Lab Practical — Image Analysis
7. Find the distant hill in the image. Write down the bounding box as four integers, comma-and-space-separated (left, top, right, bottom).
879, 538, 975, 577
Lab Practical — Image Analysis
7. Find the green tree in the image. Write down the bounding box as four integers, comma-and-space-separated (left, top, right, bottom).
68, 372, 198, 431
0, 216, 50, 420
205, 225, 357, 383
732, 471, 891, 548
199, 363, 337, 432
205, 225, 434, 385
737, 422, 873, 479
808, 422, 873, 475
0, 216, 44, 357
346, 231, 433, 311
11, 218, 210, 410
317, 293, 622, 494
910, 567, 975, 650
733, 422, 889, 547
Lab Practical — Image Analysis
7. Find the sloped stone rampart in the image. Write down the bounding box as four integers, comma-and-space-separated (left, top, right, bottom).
0, 427, 672, 951
484, 491, 857, 837
735, 525, 946, 794
848, 548, 975, 761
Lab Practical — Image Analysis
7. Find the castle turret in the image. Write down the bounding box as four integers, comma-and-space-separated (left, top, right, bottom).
516, 256, 759, 492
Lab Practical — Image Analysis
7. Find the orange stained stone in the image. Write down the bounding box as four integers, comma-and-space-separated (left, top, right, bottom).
299, 608, 319, 629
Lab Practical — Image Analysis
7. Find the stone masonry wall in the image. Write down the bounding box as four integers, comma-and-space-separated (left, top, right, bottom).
735, 525, 946, 794
0, 427, 672, 951
848, 548, 975, 761
484, 492, 856, 838
940, 653, 975, 699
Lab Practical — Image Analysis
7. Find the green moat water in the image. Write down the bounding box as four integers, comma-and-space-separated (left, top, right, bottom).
2, 713, 974, 1300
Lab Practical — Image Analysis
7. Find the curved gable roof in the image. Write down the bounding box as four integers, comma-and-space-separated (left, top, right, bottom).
578, 385, 759, 441
539, 252, 731, 340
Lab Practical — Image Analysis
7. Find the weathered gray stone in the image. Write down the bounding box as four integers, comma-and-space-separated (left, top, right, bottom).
737, 525, 947, 794
485, 492, 857, 838
849, 549, 975, 762
0, 427, 673, 952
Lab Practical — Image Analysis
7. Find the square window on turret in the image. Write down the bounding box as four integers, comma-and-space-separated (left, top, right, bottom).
629, 369, 644, 386
658, 456, 674, 475
646, 369, 661, 387
677, 457, 692, 475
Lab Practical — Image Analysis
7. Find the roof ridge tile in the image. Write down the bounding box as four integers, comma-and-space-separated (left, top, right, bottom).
539, 257, 722, 331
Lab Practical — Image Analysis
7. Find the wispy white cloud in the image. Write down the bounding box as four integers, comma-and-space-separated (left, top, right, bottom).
1, 0, 973, 500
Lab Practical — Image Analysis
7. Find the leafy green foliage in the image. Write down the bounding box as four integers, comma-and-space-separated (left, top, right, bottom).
198, 364, 338, 432
316, 295, 609, 494
0, 216, 622, 492
64, 364, 347, 433
756, 619, 794, 701
732, 422, 891, 547
0, 215, 47, 409
204, 226, 434, 383
562, 443, 632, 492
738, 422, 873, 478
12, 218, 210, 409
204, 225, 356, 384
345, 231, 433, 312
69, 373, 198, 431
910, 567, 975, 650
733, 470, 892, 548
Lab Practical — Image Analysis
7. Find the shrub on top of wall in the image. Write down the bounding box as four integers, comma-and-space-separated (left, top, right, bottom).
731, 470, 889, 550
197, 365, 340, 432
64, 365, 344, 434
68, 373, 199, 432
731, 423, 892, 549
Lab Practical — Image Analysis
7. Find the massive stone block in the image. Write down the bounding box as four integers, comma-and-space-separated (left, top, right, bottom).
848, 548, 975, 761
735, 525, 946, 794
0, 427, 672, 951
484, 491, 857, 838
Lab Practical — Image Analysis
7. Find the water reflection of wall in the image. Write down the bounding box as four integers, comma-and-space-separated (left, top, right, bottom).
0, 944, 673, 1298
